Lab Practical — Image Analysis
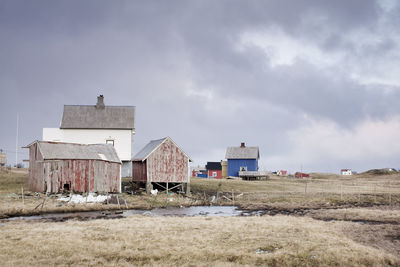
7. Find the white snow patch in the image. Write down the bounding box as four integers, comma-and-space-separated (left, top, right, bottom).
58, 193, 110, 204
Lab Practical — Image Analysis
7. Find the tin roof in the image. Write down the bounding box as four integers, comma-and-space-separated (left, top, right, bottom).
133, 137, 192, 162
27, 141, 121, 163
225, 146, 259, 159
60, 105, 135, 130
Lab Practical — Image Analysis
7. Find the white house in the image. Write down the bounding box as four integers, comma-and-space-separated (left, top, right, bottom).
43, 95, 135, 177
341, 169, 352, 175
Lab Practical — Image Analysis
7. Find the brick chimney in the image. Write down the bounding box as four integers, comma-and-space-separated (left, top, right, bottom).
96, 95, 105, 109
240, 142, 245, 148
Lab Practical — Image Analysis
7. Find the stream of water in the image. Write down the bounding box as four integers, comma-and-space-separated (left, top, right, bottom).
2, 206, 262, 222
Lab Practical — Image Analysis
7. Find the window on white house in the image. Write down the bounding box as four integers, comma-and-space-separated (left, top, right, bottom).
106, 140, 114, 146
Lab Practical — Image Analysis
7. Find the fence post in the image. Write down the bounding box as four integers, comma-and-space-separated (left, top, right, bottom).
21, 187, 24, 207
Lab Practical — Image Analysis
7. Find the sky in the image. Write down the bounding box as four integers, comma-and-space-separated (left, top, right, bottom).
1, 0, 400, 173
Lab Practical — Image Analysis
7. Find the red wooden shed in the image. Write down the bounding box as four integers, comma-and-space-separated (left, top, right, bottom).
294, 172, 310, 178
24, 141, 121, 193
132, 137, 192, 194
206, 162, 222, 179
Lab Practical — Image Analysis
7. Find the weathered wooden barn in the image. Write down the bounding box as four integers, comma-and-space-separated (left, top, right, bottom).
132, 137, 192, 194
24, 141, 121, 193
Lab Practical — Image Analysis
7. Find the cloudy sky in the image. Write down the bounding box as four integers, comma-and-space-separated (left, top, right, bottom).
1, 0, 400, 173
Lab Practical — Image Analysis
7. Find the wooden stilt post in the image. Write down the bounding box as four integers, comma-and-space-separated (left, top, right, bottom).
41, 194, 47, 210
186, 183, 191, 195
166, 182, 169, 195
146, 182, 153, 194
117, 195, 121, 210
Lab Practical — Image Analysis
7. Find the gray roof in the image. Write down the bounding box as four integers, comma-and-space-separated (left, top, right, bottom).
133, 137, 192, 162
225, 146, 259, 159
33, 141, 121, 163
132, 137, 167, 161
60, 105, 135, 129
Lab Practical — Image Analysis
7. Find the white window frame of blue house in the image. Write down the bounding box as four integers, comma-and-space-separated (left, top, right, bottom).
240, 166, 247, 171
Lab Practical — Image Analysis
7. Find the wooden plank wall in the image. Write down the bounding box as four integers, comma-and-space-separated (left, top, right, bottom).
28, 145, 121, 193
132, 161, 147, 182
28, 143, 45, 192
147, 138, 189, 183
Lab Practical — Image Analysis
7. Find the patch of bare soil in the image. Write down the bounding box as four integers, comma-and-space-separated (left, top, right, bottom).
339, 223, 400, 258
240, 202, 395, 216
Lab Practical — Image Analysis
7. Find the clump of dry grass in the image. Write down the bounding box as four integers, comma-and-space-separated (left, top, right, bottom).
0, 215, 398, 266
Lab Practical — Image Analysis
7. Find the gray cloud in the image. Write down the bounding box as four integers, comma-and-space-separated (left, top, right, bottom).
1, 0, 399, 172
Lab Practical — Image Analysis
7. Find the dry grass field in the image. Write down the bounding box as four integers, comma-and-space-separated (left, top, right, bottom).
1, 215, 399, 266
190, 173, 400, 210
1, 168, 400, 265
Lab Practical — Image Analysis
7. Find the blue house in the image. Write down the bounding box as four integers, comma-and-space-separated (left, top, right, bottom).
225, 142, 259, 177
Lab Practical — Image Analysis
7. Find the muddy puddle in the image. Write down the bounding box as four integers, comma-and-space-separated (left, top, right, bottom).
1, 206, 263, 223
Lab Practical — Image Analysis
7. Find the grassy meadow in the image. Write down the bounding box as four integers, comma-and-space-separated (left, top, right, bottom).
1, 168, 400, 265
191, 173, 400, 210
1, 215, 399, 266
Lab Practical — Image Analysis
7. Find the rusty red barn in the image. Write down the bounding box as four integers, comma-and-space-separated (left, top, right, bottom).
24, 141, 121, 193
132, 137, 192, 194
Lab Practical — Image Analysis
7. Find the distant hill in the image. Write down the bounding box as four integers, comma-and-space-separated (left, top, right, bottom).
361, 168, 397, 176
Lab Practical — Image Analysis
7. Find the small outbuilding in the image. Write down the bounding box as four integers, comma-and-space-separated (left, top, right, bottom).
294, 172, 310, 178
132, 137, 192, 193
24, 141, 121, 193
221, 160, 228, 178
132, 137, 192, 194
191, 165, 206, 177
206, 162, 222, 178
0, 151, 6, 167
277, 170, 288, 176
341, 169, 352, 175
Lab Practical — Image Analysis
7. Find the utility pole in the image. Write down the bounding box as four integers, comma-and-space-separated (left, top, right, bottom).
15, 113, 19, 167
